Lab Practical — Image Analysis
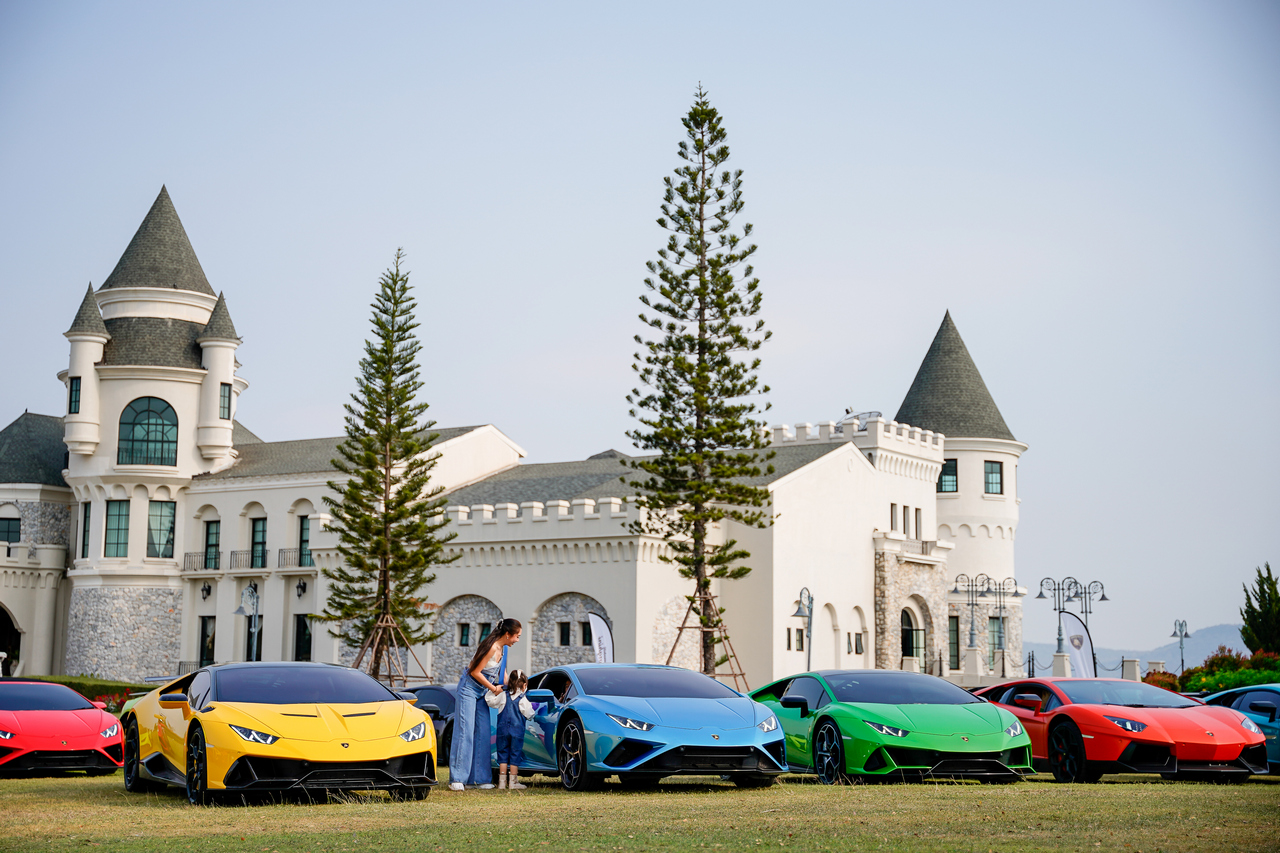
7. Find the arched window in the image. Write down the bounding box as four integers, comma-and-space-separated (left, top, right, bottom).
900, 609, 920, 660
118, 397, 178, 466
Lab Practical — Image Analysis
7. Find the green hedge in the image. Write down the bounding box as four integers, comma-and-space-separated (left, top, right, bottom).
22, 675, 150, 714
1183, 668, 1280, 693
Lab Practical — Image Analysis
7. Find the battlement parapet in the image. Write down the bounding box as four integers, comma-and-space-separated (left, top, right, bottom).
445, 497, 657, 539
767, 416, 944, 456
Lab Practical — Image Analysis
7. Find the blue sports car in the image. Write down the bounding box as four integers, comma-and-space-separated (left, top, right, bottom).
1202, 683, 1279, 774
494, 664, 787, 790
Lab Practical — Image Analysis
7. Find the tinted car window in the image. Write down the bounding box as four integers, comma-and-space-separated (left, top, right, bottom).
824, 671, 982, 705
1235, 690, 1278, 714
575, 667, 739, 699
415, 687, 455, 715
215, 666, 397, 704
0, 682, 94, 711
1056, 680, 1195, 708
188, 671, 212, 710
782, 676, 830, 710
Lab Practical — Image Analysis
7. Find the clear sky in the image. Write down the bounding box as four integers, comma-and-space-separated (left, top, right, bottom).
2, 1, 1276, 652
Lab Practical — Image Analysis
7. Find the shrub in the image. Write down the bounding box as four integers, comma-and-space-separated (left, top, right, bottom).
1142, 671, 1179, 692
1246, 650, 1280, 672
1201, 645, 1247, 674
1183, 668, 1280, 693
1178, 665, 1206, 691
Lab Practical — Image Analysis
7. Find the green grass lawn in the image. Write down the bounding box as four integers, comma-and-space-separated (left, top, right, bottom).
1, 771, 1276, 853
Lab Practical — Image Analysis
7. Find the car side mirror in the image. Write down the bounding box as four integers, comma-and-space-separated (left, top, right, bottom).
419, 703, 442, 719
1013, 694, 1043, 713
397, 691, 418, 703
92, 701, 108, 710
780, 695, 810, 715
1248, 701, 1277, 722
158, 693, 189, 708
527, 689, 556, 711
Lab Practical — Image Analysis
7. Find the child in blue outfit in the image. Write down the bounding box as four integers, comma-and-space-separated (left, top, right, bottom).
495, 668, 535, 790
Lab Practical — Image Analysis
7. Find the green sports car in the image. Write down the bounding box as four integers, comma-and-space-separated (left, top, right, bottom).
750, 670, 1034, 783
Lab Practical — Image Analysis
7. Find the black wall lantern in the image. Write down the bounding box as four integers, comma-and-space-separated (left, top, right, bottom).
200, 582, 211, 601
296, 579, 307, 599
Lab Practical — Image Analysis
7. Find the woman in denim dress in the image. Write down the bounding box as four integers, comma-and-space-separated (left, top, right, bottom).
447, 618, 522, 790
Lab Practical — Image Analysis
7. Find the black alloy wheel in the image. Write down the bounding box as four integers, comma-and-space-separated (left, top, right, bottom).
1048, 721, 1100, 783
556, 718, 600, 791
814, 720, 848, 785
122, 717, 153, 792
186, 726, 212, 805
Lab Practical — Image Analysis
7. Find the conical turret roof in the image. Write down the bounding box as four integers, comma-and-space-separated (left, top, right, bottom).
894, 311, 1015, 441
65, 284, 109, 337
100, 186, 215, 295
199, 292, 239, 341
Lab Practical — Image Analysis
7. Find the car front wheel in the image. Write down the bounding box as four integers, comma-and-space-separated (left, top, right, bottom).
123, 717, 154, 793
815, 720, 848, 785
186, 726, 213, 805
1048, 721, 1100, 783
556, 718, 600, 792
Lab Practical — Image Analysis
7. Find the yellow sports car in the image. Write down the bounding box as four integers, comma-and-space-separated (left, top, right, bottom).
121, 662, 436, 804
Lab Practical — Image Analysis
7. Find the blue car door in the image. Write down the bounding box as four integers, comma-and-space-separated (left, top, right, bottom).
1233, 688, 1280, 767
520, 670, 571, 771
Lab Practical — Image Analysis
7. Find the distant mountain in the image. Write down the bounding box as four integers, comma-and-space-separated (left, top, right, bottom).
1023, 623, 1246, 675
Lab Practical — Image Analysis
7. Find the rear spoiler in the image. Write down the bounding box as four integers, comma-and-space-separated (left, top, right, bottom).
143, 676, 176, 683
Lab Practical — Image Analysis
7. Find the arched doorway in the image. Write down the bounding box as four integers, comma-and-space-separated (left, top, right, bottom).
0, 605, 20, 676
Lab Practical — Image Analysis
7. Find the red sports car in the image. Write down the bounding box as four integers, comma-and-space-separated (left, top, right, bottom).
975, 678, 1267, 783
0, 680, 123, 775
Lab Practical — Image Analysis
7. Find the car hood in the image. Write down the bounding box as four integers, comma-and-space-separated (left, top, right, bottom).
852, 702, 1009, 735
588, 696, 763, 731
0, 708, 113, 738
216, 702, 414, 743
1079, 704, 1258, 745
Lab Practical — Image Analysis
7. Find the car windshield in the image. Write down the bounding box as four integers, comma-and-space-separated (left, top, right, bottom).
0, 682, 95, 711
1056, 680, 1196, 708
215, 666, 397, 705
824, 671, 982, 705
574, 667, 741, 699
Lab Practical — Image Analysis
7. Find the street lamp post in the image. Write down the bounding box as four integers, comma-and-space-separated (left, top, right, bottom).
791, 588, 814, 672
982, 577, 1023, 677
951, 573, 992, 650
1036, 577, 1080, 655
1068, 579, 1108, 627
232, 582, 260, 662
1170, 620, 1191, 674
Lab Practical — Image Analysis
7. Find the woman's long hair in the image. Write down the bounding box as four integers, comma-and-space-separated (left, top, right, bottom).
469, 617, 522, 672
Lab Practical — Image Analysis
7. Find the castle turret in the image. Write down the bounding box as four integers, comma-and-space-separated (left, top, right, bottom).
897, 311, 1026, 674
196, 293, 241, 461
63, 285, 110, 455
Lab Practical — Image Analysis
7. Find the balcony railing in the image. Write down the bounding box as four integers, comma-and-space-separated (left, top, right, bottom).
901, 539, 935, 556
277, 548, 315, 568
229, 550, 270, 569
183, 551, 222, 571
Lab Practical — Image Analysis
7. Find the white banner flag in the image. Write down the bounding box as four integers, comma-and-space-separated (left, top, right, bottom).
1060, 610, 1095, 679
587, 612, 614, 664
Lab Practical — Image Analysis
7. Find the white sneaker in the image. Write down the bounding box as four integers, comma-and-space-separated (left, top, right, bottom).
448, 782, 465, 791
479, 783, 496, 789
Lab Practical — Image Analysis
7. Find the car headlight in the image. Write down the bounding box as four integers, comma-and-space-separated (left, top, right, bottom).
229, 725, 279, 745
1104, 716, 1148, 734
864, 720, 909, 738
606, 714, 655, 732
1240, 716, 1262, 735
758, 715, 779, 733
1004, 719, 1023, 737
0, 729, 13, 740
400, 721, 427, 742
100, 723, 119, 739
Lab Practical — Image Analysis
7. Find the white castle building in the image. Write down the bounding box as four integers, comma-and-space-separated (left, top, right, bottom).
0, 188, 1027, 688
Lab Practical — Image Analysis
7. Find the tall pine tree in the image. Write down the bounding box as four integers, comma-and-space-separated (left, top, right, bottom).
321, 249, 458, 678
627, 87, 774, 676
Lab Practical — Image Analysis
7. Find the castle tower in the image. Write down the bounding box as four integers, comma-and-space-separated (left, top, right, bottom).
59, 187, 246, 680
896, 311, 1026, 675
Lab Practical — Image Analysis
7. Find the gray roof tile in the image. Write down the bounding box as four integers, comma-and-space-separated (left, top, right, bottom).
66, 285, 109, 337
100, 186, 215, 296
195, 425, 484, 481
894, 311, 1015, 441
444, 443, 839, 506
100, 317, 205, 370
0, 413, 68, 487
199, 292, 239, 341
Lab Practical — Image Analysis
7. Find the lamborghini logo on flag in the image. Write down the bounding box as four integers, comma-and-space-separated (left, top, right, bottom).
1069, 635, 1085, 650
